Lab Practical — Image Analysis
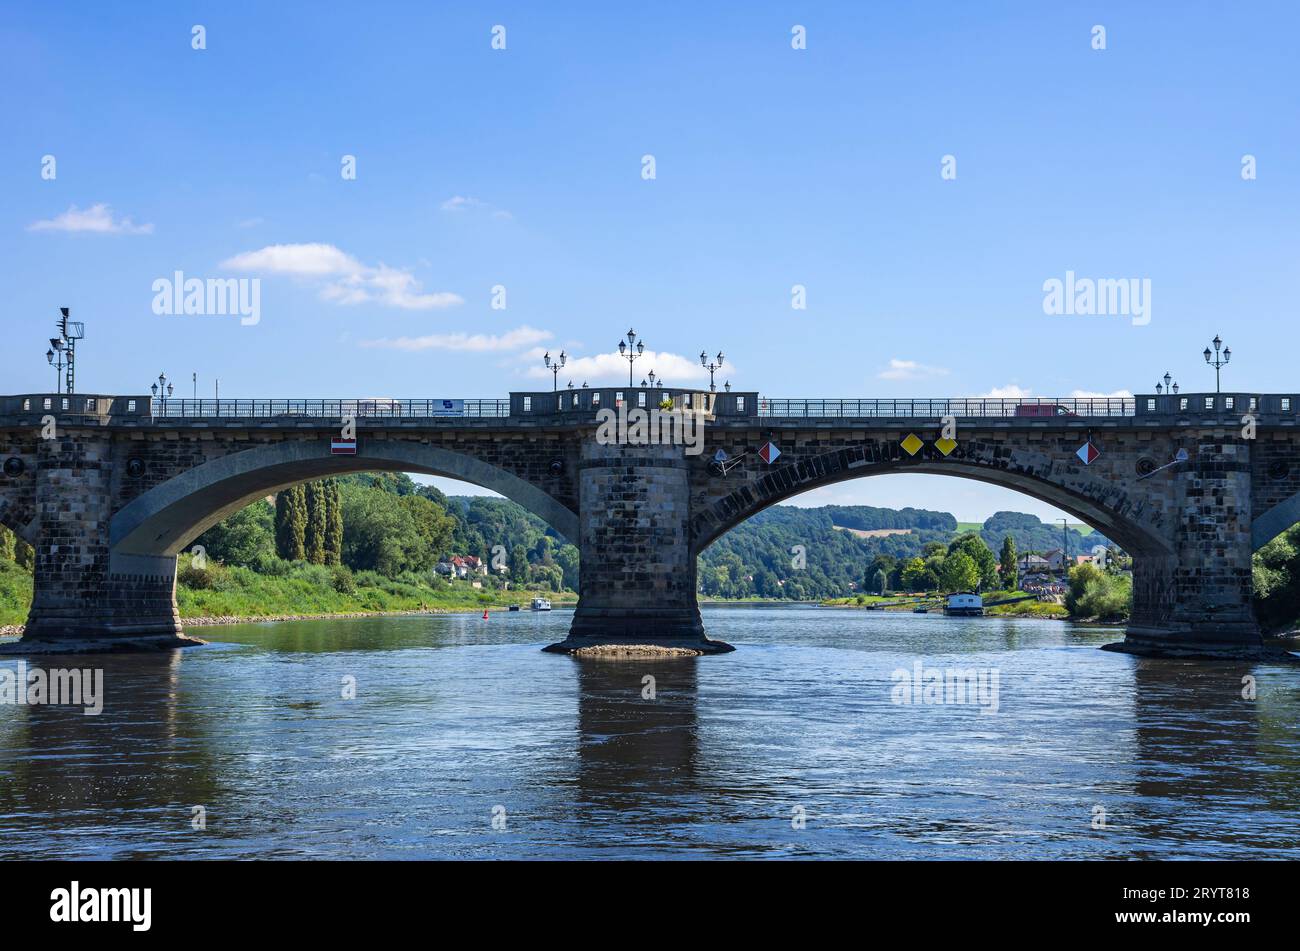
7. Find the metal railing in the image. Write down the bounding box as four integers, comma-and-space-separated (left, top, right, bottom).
143, 396, 1139, 421
150, 399, 511, 419
756, 397, 1135, 419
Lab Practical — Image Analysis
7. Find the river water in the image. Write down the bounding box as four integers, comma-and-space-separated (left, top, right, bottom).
1, 605, 1298, 859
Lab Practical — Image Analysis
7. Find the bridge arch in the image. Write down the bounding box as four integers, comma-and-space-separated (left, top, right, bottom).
1252, 491, 1300, 552
691, 458, 1172, 559
110, 438, 578, 563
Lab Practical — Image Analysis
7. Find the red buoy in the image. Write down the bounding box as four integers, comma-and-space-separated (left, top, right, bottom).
482, 609, 489, 619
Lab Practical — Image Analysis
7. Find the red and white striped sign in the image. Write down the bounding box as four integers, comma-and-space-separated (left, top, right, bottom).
331, 438, 357, 455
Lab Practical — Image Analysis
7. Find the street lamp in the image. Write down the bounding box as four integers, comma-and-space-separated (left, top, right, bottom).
617, 328, 644, 387
543, 350, 566, 392
43, 308, 83, 395
151, 372, 174, 406
1203, 335, 1230, 393
724, 380, 731, 392
700, 349, 724, 392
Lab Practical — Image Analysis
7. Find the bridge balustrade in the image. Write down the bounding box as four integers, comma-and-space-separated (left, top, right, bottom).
150, 398, 512, 419
755, 397, 1136, 418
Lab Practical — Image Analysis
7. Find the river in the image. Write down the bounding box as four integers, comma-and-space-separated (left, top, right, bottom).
1, 605, 1298, 859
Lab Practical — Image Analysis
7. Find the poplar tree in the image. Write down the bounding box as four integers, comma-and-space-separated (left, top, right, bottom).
999, 535, 1019, 592
275, 485, 307, 561
304, 481, 327, 564
324, 479, 344, 566
0, 526, 15, 562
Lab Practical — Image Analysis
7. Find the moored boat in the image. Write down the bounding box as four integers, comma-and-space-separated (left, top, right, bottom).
942, 592, 984, 617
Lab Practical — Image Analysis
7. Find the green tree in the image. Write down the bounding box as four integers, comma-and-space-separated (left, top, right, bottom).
194, 500, 275, 567
948, 532, 998, 590
275, 485, 307, 561
939, 550, 980, 592
398, 494, 455, 567
509, 544, 530, 584
0, 526, 15, 562
325, 479, 344, 566
554, 544, 580, 591
900, 557, 938, 591
999, 535, 1018, 591
872, 568, 888, 595
304, 481, 328, 564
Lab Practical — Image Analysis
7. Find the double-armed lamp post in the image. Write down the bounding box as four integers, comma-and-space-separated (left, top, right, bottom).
700, 349, 724, 392
543, 350, 566, 391
618, 328, 645, 387
1204, 335, 1230, 393
151, 372, 175, 407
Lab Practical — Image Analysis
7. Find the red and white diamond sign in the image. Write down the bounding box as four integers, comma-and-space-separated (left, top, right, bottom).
758, 441, 781, 465
1076, 441, 1100, 465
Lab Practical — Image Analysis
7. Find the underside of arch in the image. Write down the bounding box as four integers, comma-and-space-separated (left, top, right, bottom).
110, 438, 578, 560
1252, 492, 1300, 551
694, 461, 1170, 557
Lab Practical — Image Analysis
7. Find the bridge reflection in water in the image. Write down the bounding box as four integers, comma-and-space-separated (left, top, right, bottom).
2, 610, 1299, 859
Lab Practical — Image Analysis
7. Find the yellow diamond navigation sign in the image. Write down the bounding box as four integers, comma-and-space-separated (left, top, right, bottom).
935, 437, 957, 456
900, 433, 924, 456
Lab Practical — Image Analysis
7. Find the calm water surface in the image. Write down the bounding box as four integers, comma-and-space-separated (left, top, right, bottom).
2, 606, 1298, 859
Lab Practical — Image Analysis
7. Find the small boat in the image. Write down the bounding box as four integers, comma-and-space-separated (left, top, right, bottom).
912, 607, 929, 614
508, 604, 521, 612
530, 597, 552, 612
943, 592, 984, 617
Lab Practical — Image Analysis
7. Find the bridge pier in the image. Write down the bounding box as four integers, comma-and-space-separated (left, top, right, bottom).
1111, 440, 1264, 657
5, 431, 198, 653
545, 440, 732, 655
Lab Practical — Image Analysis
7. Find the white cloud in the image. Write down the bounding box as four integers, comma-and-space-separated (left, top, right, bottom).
221, 242, 462, 310
28, 203, 153, 235
1069, 388, 1133, 399
520, 349, 725, 387
974, 385, 1133, 400
978, 384, 1034, 399
361, 326, 551, 352
877, 358, 949, 381
440, 195, 512, 220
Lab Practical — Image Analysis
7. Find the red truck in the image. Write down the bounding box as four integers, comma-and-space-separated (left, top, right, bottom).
1014, 403, 1078, 417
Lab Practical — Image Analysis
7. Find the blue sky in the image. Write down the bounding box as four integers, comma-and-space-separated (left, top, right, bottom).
2, 2, 1296, 520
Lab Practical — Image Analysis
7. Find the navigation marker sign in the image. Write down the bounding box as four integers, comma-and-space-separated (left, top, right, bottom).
713, 449, 729, 464
935, 436, 958, 456
331, 438, 357, 456
758, 441, 781, 465
1076, 440, 1100, 465
900, 433, 924, 456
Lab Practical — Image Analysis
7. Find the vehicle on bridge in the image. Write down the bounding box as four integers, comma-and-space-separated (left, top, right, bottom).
1014, 403, 1079, 418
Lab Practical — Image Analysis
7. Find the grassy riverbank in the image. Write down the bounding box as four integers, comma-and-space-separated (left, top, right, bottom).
0, 558, 574, 630
822, 590, 1070, 619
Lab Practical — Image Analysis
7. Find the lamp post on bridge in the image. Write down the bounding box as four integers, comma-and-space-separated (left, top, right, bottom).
44, 307, 84, 395
543, 350, 565, 392
618, 328, 644, 388
1155, 371, 1179, 395
700, 349, 724, 392
151, 372, 174, 411
1203, 335, 1230, 393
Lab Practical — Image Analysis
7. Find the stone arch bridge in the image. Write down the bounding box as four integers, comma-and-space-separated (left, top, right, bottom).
2, 387, 1298, 657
